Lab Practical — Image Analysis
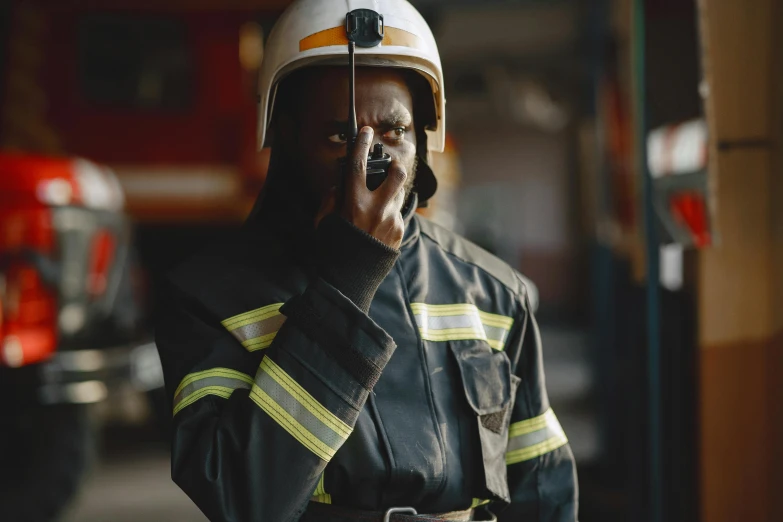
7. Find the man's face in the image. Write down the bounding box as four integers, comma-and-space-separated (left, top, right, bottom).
278, 67, 418, 206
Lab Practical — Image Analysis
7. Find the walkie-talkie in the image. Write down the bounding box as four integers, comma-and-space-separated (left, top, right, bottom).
340, 9, 392, 191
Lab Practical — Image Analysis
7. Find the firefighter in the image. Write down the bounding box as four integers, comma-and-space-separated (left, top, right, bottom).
155, 1, 577, 521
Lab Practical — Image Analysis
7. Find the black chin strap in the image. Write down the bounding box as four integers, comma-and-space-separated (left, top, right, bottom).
413, 153, 437, 207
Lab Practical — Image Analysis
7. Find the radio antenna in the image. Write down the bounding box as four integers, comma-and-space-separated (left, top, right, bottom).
348, 40, 358, 151
342, 9, 390, 191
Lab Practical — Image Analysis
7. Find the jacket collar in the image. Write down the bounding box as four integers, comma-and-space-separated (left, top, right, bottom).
400, 192, 421, 249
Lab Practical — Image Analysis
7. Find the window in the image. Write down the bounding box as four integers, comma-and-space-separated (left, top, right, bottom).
79, 14, 194, 110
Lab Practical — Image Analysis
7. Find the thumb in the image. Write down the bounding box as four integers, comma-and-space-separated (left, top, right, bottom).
314, 187, 339, 228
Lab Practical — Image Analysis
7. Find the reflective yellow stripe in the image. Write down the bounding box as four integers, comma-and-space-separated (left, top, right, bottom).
250, 385, 336, 461
299, 26, 420, 52
221, 304, 286, 352
410, 303, 514, 351
505, 436, 569, 464
222, 303, 283, 330
509, 413, 550, 438
471, 498, 490, 508
485, 339, 506, 351
250, 357, 352, 462
260, 358, 352, 438
172, 368, 254, 416
174, 386, 233, 416
242, 332, 279, 351
311, 472, 332, 504
423, 327, 485, 337
506, 409, 568, 465
478, 311, 514, 329
411, 303, 513, 326
174, 368, 253, 397
313, 473, 327, 496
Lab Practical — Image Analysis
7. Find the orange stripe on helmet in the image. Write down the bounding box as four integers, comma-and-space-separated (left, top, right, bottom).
299, 26, 419, 52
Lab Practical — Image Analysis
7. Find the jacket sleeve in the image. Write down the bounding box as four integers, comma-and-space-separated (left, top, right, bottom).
155, 277, 396, 522
499, 290, 579, 521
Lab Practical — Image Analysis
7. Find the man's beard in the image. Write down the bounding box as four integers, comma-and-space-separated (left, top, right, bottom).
403, 155, 418, 201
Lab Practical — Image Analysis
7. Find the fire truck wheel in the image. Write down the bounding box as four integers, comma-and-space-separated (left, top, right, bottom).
0, 403, 94, 522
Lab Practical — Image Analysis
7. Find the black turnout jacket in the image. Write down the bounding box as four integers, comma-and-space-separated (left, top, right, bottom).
156, 173, 578, 522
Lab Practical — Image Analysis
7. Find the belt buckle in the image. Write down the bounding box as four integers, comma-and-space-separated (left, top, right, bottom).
383, 507, 418, 522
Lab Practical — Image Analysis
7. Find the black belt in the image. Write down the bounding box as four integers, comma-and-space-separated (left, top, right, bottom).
300, 502, 497, 522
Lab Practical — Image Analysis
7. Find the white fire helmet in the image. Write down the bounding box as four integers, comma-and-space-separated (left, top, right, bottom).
257, 0, 446, 154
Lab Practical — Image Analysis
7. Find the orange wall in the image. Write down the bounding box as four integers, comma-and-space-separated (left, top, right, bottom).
697, 1, 782, 520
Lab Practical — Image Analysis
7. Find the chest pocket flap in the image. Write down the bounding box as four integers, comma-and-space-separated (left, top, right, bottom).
453, 346, 514, 415
450, 344, 520, 503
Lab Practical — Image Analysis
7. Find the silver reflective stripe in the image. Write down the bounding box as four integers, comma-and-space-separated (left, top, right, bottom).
506, 422, 562, 452
483, 324, 511, 346
231, 314, 287, 344
173, 368, 253, 416
254, 369, 347, 450
249, 357, 352, 462
506, 408, 568, 465
410, 303, 514, 351
221, 303, 286, 352
422, 314, 483, 330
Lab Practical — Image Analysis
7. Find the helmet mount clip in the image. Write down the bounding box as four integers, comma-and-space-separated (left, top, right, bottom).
346, 9, 385, 48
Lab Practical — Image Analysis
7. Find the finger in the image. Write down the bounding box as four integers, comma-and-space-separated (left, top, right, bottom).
314, 187, 338, 228
378, 160, 408, 203
387, 213, 405, 250
346, 127, 374, 198
390, 182, 407, 212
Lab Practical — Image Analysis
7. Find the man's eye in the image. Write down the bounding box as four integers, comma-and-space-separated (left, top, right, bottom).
328, 133, 347, 144
383, 127, 406, 141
